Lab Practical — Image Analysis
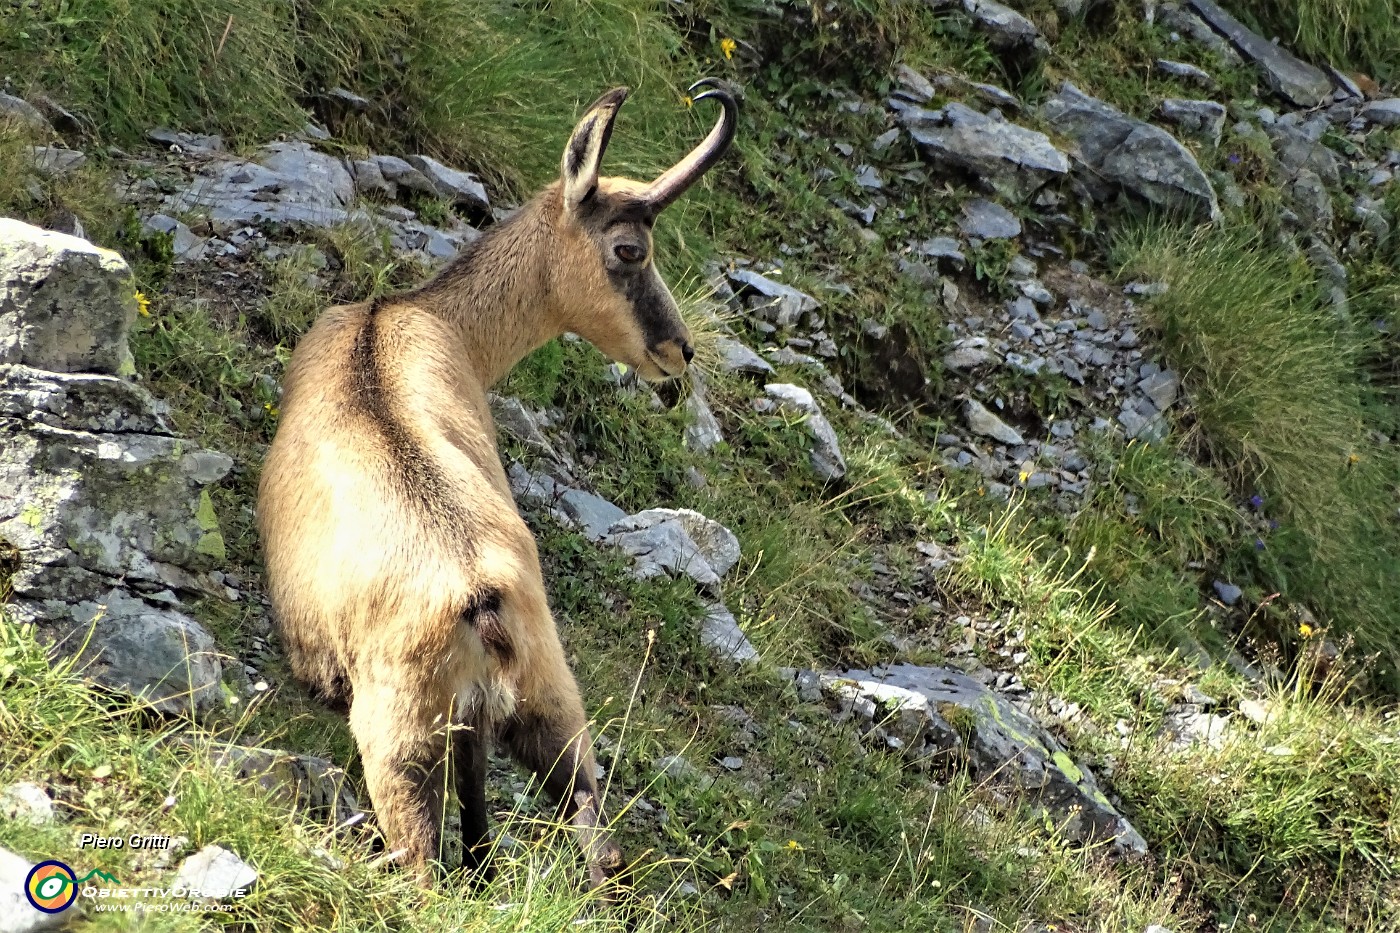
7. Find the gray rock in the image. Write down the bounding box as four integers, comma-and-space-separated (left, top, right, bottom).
148, 128, 225, 152
1360, 99, 1400, 127
914, 236, 967, 269
1265, 121, 1340, 186
0, 783, 55, 826
907, 103, 1069, 200
1186, 0, 1332, 107
1159, 98, 1226, 146
30, 147, 85, 177
699, 603, 760, 665
964, 398, 1025, 445
895, 64, 938, 103
142, 213, 207, 262
0, 220, 137, 375
1157, 2, 1243, 66
826, 664, 1148, 853
765, 383, 848, 480
164, 145, 374, 235
19, 589, 224, 715
0, 366, 171, 435
606, 516, 720, 588
1138, 369, 1180, 409
489, 393, 559, 458
1286, 169, 1332, 233
1, 846, 67, 932
349, 159, 396, 199
557, 488, 627, 542
959, 199, 1021, 240
1162, 705, 1231, 750
613, 508, 740, 578
728, 269, 819, 326
405, 155, 490, 214
962, 0, 1048, 53
1156, 59, 1214, 85
371, 155, 438, 197
258, 141, 355, 207
715, 336, 775, 377
684, 388, 724, 452
1212, 580, 1243, 606
173, 845, 258, 900
943, 346, 995, 370
1041, 83, 1219, 220
326, 88, 372, 111
207, 745, 360, 824
3, 425, 231, 592
0, 93, 53, 135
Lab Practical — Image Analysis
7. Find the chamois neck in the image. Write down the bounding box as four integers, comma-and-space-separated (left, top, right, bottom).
409, 194, 563, 386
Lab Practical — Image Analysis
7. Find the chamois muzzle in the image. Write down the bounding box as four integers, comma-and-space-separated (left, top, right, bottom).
641, 78, 739, 213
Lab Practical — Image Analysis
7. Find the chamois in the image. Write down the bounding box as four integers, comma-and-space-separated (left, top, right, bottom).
256, 80, 736, 888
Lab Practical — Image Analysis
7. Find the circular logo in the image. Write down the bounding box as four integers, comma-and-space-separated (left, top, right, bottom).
25, 860, 78, 913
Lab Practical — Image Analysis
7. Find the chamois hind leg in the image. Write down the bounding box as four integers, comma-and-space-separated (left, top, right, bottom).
451, 724, 494, 880
348, 681, 453, 881
501, 655, 624, 890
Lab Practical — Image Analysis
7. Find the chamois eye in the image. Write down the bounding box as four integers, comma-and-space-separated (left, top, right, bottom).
614, 244, 644, 263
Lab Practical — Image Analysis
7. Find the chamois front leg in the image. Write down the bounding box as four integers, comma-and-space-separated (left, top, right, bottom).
500, 676, 624, 890
349, 681, 452, 881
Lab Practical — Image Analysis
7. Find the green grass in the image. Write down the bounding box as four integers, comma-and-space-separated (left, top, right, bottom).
1111, 218, 1400, 682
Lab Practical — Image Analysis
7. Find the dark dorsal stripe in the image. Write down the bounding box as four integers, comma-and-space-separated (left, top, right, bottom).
348, 297, 478, 559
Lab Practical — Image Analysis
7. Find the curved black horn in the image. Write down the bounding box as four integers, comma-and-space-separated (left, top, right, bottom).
642, 78, 738, 212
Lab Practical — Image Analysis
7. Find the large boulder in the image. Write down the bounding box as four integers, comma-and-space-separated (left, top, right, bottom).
0, 220, 229, 715
1041, 83, 1220, 220
0, 221, 137, 376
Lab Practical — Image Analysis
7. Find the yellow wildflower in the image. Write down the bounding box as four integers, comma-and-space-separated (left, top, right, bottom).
785, 839, 803, 851
720, 37, 737, 60
1348, 452, 1360, 465
263, 402, 280, 418
1299, 622, 1315, 638
134, 291, 151, 317
683, 96, 693, 108
1018, 470, 1030, 484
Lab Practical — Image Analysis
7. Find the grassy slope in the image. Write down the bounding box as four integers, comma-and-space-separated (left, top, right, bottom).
3, 0, 1400, 930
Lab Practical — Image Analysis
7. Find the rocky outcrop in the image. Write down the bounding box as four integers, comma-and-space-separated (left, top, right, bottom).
825, 664, 1148, 854
0, 846, 67, 932
1041, 83, 1220, 220
0, 220, 229, 715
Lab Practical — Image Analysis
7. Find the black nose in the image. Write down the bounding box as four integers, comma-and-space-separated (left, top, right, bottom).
681, 342, 695, 364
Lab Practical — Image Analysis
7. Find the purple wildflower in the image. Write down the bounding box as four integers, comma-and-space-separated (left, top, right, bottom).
1228, 153, 1242, 165
1249, 494, 1264, 509
1254, 538, 1266, 550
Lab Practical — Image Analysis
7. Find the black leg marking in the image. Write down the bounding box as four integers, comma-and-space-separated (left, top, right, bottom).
452, 725, 494, 879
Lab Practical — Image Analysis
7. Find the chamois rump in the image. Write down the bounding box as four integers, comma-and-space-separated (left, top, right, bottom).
257, 80, 737, 887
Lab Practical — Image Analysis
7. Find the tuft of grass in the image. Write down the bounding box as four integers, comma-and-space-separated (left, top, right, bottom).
1111, 219, 1400, 679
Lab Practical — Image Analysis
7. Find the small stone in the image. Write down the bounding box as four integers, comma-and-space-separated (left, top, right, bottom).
699, 603, 759, 665
1237, 698, 1273, 725
1360, 99, 1400, 127
765, 383, 847, 481
174, 845, 258, 899
959, 198, 1021, 240
1138, 369, 1180, 410
1155, 60, 1214, 85
964, 399, 1025, 445
0, 782, 55, 825
719, 756, 744, 771
1212, 580, 1243, 606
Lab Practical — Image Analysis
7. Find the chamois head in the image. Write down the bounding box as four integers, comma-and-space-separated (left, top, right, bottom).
553, 79, 737, 382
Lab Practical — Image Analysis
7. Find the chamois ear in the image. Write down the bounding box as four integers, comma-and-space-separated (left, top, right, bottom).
562, 87, 629, 210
